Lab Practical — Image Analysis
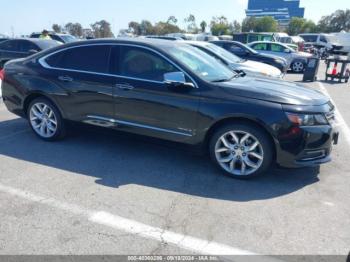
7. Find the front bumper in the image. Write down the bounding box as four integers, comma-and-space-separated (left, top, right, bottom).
276, 124, 339, 168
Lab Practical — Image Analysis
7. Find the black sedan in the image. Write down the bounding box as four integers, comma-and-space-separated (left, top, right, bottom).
1, 39, 339, 178
0, 38, 60, 68
211, 40, 288, 73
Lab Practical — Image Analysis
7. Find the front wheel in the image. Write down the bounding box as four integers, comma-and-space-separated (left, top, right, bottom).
209, 123, 274, 179
27, 97, 66, 141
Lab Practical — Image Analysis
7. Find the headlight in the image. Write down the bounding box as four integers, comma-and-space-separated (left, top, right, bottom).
286, 113, 328, 126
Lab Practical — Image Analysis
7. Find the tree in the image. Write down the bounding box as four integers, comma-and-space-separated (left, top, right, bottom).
317, 9, 350, 32
242, 16, 278, 32
230, 20, 241, 33
167, 16, 178, 25
52, 24, 62, 33
184, 14, 198, 33
210, 16, 231, 36
128, 21, 141, 35
200, 21, 207, 33
64, 23, 83, 37
242, 17, 257, 32
91, 20, 114, 38
254, 17, 278, 32
139, 20, 155, 35
154, 22, 181, 35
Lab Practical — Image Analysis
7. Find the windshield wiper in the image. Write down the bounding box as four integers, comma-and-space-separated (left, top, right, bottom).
211, 74, 239, 83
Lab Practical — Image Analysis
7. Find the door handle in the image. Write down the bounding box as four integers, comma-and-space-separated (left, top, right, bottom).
115, 83, 134, 90
58, 76, 73, 82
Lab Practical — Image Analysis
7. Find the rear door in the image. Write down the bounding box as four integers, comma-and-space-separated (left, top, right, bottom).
110, 45, 200, 141
40, 44, 115, 122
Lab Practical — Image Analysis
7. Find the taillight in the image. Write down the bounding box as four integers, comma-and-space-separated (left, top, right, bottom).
0, 69, 4, 81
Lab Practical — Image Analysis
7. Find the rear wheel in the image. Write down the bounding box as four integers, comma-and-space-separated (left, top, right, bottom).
209, 123, 273, 179
27, 97, 66, 141
291, 61, 305, 73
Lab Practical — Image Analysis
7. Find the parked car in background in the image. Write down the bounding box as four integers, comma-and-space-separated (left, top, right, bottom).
233, 32, 276, 44
299, 33, 344, 54
331, 32, 350, 55
1, 38, 339, 178
248, 41, 312, 73
211, 40, 288, 73
145, 36, 184, 41
0, 39, 61, 68
186, 41, 283, 79
0, 38, 9, 44
30, 32, 77, 44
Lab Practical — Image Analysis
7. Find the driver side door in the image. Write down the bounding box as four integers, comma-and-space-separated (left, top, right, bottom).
111, 45, 201, 142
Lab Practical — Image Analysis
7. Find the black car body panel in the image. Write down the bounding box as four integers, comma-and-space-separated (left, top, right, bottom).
0, 39, 60, 68
211, 40, 288, 73
1, 39, 339, 169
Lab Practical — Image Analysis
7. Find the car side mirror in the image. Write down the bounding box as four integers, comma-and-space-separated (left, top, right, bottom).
28, 49, 39, 55
284, 49, 291, 53
164, 72, 194, 91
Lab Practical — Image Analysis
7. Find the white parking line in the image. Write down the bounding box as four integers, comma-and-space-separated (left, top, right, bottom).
0, 183, 258, 256
317, 82, 350, 145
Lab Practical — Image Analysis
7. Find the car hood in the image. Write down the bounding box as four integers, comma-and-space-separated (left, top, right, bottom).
236, 60, 282, 78
218, 77, 329, 106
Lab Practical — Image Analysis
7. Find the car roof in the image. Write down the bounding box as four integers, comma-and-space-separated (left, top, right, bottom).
1, 38, 56, 44
29, 38, 192, 59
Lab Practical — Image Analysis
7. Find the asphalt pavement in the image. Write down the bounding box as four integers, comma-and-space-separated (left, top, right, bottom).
0, 63, 349, 258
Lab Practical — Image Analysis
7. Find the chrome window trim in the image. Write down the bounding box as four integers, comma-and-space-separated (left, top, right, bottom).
87, 115, 193, 137
38, 43, 199, 88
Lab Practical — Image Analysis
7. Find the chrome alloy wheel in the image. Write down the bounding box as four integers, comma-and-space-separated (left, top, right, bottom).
292, 62, 304, 72
215, 131, 264, 176
29, 102, 58, 138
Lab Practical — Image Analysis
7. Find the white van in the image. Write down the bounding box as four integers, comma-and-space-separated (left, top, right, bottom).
299, 33, 345, 54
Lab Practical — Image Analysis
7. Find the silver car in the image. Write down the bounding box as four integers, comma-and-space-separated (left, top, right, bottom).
186, 41, 284, 79
248, 41, 312, 73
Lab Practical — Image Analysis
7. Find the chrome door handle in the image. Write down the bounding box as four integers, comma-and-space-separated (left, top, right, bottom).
58, 76, 73, 82
115, 83, 134, 90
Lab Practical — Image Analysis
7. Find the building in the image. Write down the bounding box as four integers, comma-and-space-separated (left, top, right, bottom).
246, 0, 305, 26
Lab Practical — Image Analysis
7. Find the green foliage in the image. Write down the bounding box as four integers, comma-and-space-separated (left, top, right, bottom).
316, 9, 350, 32
210, 16, 231, 36
200, 21, 207, 33
242, 17, 257, 32
287, 17, 317, 35
52, 24, 62, 33
184, 14, 199, 33
242, 17, 278, 33
64, 22, 83, 37
91, 20, 114, 38
127, 18, 181, 36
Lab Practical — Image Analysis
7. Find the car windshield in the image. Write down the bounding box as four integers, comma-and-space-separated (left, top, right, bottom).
203, 43, 242, 63
167, 45, 236, 82
60, 35, 77, 43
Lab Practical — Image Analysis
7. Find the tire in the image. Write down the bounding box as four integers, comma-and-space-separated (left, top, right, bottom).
27, 97, 66, 141
209, 122, 274, 179
291, 61, 305, 73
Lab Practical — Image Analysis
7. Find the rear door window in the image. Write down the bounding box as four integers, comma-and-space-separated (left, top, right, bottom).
0, 40, 19, 52
270, 44, 284, 52
45, 45, 111, 73
18, 41, 40, 52
251, 43, 267, 51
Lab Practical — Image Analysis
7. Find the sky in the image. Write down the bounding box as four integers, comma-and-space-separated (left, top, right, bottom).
1, 0, 349, 36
